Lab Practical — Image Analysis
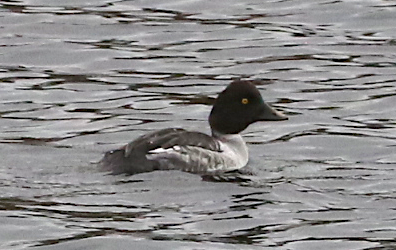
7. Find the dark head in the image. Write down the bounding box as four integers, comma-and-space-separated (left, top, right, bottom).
209, 80, 287, 135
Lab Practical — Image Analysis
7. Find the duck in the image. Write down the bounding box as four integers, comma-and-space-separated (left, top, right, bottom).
98, 80, 287, 175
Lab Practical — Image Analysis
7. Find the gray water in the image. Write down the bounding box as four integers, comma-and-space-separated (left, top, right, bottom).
1, 0, 396, 249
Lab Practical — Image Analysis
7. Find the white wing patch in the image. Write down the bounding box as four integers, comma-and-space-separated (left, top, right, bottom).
148, 146, 181, 154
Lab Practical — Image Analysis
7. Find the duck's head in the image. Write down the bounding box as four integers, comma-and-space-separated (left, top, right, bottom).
209, 80, 287, 135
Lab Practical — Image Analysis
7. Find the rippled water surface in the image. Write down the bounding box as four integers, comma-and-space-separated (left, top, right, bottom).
1, 0, 396, 249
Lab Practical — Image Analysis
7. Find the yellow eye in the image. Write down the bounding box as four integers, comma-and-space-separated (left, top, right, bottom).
241, 98, 249, 104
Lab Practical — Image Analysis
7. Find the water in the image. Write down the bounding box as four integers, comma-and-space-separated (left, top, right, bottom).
1, 0, 396, 249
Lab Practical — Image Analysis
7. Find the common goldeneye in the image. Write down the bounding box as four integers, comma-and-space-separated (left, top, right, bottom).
99, 80, 287, 175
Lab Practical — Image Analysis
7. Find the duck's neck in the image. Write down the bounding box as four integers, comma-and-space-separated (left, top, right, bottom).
212, 131, 249, 168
